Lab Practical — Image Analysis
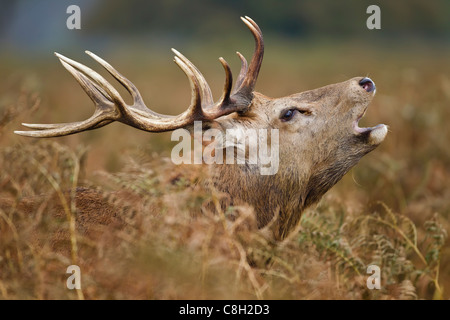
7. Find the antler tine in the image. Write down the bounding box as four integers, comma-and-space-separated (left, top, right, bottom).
171, 56, 204, 121
171, 49, 214, 107
15, 54, 122, 137
85, 50, 148, 111
217, 57, 233, 105
56, 52, 126, 108
233, 16, 264, 99
204, 57, 247, 118
19, 121, 112, 130
233, 52, 248, 94
56, 57, 116, 108
14, 117, 112, 138
243, 15, 262, 34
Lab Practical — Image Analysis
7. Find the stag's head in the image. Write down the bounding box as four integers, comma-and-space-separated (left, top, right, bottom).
15, 17, 387, 239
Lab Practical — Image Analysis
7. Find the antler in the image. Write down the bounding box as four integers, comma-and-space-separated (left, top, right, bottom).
15, 16, 264, 138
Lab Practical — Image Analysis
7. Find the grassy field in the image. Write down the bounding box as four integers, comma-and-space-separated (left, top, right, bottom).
0, 40, 449, 299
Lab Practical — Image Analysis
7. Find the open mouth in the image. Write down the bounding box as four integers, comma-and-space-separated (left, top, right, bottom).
353, 109, 384, 134
353, 110, 387, 145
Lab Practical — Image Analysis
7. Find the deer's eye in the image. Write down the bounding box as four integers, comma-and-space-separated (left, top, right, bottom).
280, 108, 311, 122
280, 109, 297, 122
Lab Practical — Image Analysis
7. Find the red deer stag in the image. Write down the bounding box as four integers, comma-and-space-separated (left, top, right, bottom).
15, 17, 388, 240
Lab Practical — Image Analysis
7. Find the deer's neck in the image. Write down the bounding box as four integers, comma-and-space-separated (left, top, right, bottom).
208, 149, 361, 239
209, 162, 309, 238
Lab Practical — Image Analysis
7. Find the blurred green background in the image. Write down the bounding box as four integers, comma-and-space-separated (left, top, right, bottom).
1, 0, 449, 54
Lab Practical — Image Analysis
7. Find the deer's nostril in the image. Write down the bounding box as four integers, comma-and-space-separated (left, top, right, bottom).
359, 77, 375, 93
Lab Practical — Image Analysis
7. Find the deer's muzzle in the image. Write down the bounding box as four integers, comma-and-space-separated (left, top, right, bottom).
359, 77, 376, 93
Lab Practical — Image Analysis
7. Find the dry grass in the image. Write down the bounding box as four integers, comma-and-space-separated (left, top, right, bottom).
0, 41, 449, 299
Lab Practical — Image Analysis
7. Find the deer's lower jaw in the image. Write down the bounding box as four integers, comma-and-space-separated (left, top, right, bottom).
353, 120, 387, 145
367, 124, 388, 145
